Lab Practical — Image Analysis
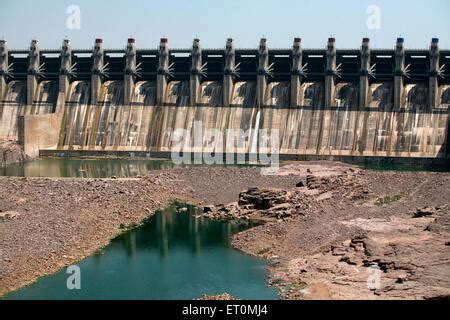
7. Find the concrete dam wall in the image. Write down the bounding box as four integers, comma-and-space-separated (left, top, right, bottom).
0, 37, 449, 160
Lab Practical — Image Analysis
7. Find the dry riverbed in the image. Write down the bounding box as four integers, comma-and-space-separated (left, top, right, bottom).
0, 162, 449, 299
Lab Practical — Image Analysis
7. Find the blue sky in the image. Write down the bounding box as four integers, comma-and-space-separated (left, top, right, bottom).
1, 0, 449, 50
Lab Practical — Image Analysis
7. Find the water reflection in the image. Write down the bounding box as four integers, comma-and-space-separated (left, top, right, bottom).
1, 158, 263, 178
0, 158, 174, 178
137, 204, 258, 258
6, 204, 277, 300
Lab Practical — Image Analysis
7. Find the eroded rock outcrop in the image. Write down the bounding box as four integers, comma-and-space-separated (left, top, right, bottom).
0, 141, 28, 166
203, 187, 311, 220
270, 205, 450, 300
203, 170, 371, 221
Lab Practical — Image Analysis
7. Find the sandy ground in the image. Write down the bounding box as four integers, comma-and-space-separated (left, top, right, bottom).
0, 162, 449, 299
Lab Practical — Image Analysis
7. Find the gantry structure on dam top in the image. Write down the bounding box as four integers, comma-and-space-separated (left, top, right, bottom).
1, 37, 449, 162
1, 37, 449, 109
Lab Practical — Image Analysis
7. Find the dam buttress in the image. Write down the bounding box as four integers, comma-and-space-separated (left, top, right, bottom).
0, 37, 449, 162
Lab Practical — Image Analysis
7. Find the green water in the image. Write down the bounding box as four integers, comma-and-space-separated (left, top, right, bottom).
5, 204, 277, 300
0, 158, 265, 178
3, 157, 445, 179
0, 158, 175, 178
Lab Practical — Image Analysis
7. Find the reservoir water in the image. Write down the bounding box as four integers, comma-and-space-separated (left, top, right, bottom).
5, 204, 278, 300
1, 157, 447, 179
0, 158, 266, 178
0, 158, 174, 178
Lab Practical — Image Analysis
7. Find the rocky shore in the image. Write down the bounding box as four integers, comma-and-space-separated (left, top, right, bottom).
230, 167, 450, 300
202, 167, 369, 221
0, 140, 28, 167
0, 162, 449, 299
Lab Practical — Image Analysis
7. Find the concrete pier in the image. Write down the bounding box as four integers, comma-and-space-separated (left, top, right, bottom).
291, 38, 302, 107
223, 38, 235, 107
0, 40, 7, 100
27, 40, 40, 108
59, 39, 71, 98
124, 38, 136, 105
0, 74, 5, 101
91, 38, 104, 105
324, 38, 336, 108
429, 38, 439, 109
157, 38, 169, 106
359, 38, 370, 108
394, 38, 405, 109
257, 38, 268, 107
190, 38, 202, 106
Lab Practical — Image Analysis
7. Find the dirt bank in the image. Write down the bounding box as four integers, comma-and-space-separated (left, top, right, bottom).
0, 140, 28, 167
0, 162, 449, 299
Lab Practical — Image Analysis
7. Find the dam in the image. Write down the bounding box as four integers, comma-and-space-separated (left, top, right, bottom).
0, 37, 449, 163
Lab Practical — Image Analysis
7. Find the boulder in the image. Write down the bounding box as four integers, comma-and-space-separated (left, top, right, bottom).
0, 141, 28, 167
306, 174, 320, 189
